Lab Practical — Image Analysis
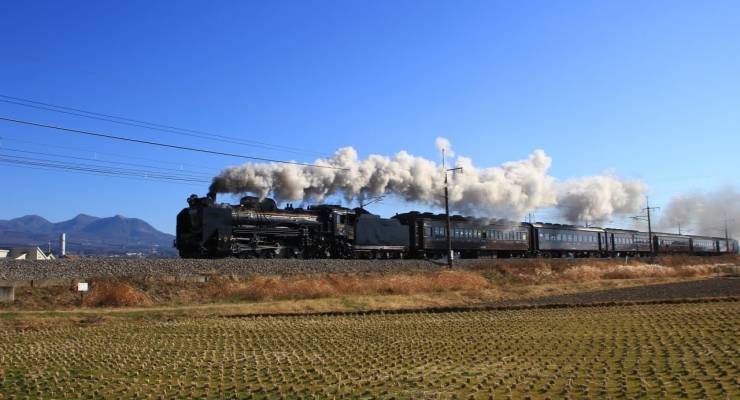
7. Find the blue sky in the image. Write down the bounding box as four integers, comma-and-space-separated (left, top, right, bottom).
1, 1, 738, 234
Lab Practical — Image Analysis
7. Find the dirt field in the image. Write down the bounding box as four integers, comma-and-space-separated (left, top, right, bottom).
0, 301, 737, 399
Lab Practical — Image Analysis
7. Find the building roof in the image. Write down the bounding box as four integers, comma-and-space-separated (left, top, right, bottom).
6, 247, 55, 260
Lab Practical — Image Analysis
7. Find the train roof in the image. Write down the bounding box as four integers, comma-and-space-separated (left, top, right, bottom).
529, 222, 605, 232
393, 211, 525, 225
604, 228, 643, 234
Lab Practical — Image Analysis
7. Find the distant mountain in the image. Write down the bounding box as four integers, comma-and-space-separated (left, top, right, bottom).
0, 213, 176, 256
53, 214, 99, 233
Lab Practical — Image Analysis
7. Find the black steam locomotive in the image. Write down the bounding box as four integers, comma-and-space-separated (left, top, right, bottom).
175, 194, 739, 259
176, 194, 408, 259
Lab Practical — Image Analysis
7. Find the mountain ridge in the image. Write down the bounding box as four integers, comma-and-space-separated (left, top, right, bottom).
0, 214, 175, 256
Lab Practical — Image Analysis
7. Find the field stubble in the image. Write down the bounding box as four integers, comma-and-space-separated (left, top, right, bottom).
0, 301, 737, 399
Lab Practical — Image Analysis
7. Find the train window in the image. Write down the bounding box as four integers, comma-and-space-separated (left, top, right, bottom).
522, 233, 527, 240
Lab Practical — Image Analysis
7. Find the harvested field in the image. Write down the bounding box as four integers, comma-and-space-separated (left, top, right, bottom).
0, 301, 738, 398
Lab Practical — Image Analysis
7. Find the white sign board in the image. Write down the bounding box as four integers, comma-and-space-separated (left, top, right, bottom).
77, 282, 89, 292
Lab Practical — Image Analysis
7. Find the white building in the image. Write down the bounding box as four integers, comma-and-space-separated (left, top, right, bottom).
4, 247, 55, 260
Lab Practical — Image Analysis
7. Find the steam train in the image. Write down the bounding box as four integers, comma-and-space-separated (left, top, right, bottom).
175, 194, 739, 259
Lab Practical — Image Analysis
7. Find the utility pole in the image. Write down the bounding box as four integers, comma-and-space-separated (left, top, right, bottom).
442, 148, 462, 268
644, 197, 659, 254
678, 223, 681, 235
724, 218, 732, 251
631, 196, 660, 255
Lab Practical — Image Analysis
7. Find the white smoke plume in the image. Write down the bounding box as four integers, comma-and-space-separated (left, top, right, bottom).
658, 187, 740, 237
210, 138, 647, 222
557, 176, 647, 223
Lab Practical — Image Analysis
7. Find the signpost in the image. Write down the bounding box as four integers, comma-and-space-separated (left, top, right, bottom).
77, 282, 89, 304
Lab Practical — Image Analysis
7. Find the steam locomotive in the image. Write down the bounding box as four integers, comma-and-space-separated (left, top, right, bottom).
175, 194, 739, 259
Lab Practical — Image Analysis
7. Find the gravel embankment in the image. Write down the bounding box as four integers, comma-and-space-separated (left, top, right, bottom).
0, 258, 462, 281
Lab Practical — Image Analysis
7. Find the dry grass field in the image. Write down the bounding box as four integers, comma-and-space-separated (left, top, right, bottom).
0, 301, 738, 399
3, 255, 737, 312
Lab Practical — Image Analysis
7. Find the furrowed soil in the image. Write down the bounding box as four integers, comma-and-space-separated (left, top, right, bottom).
0, 301, 738, 399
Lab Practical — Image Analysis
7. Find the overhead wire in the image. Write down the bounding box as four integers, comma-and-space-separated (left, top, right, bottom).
0, 135, 222, 173
0, 116, 348, 170
0, 146, 214, 178
0, 94, 329, 157
0, 160, 200, 187
0, 154, 209, 182
0, 154, 210, 184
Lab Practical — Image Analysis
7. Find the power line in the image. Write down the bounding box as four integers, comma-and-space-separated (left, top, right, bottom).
0, 94, 328, 157
0, 146, 213, 178
0, 135, 221, 173
0, 154, 209, 182
0, 116, 347, 170
0, 161, 205, 186
0, 154, 210, 184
